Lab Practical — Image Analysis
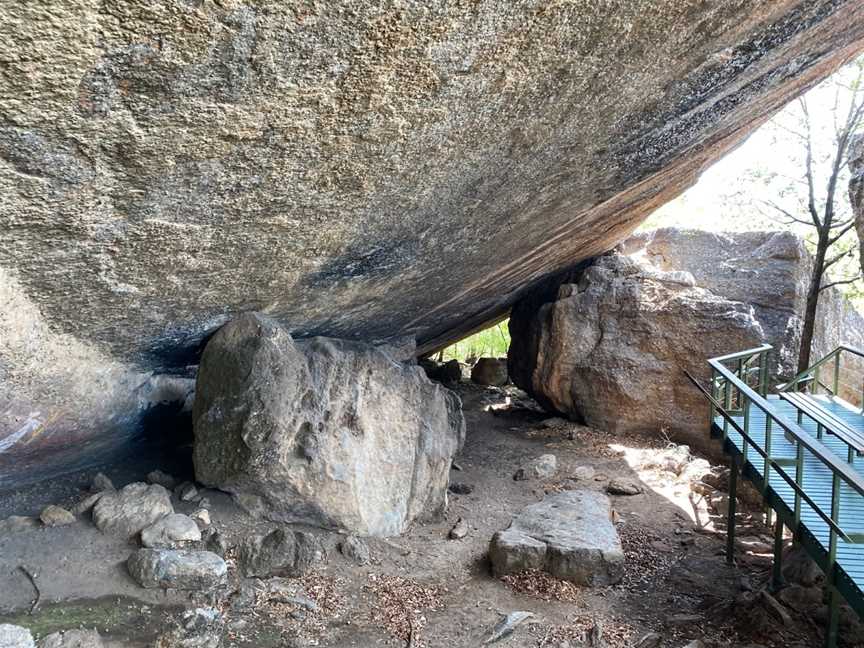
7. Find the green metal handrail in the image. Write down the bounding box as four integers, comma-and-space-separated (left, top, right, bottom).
779, 344, 864, 402
698, 343, 864, 648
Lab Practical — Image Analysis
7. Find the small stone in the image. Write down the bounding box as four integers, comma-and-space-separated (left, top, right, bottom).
572, 466, 596, 480
147, 470, 177, 491
483, 611, 534, 645
632, 632, 662, 648
153, 608, 223, 648
448, 518, 468, 540
93, 482, 173, 538
127, 549, 227, 590
606, 478, 642, 496
338, 535, 370, 566
176, 482, 199, 502
0, 624, 35, 648
761, 590, 792, 627
736, 536, 772, 554
190, 509, 210, 529
0, 516, 38, 536
40, 628, 104, 647
40, 505, 75, 527
141, 513, 202, 548
91, 473, 115, 492
451, 461, 464, 471
448, 482, 473, 495
72, 493, 104, 515
197, 498, 212, 510
513, 454, 557, 481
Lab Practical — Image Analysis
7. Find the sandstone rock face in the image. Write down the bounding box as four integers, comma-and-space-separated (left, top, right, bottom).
92, 483, 173, 538
193, 313, 465, 536
510, 229, 864, 450
127, 549, 227, 590
489, 490, 623, 585
2, 1, 864, 487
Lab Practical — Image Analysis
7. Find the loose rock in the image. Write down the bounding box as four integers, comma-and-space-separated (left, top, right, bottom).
39, 505, 75, 527
448, 482, 474, 495
176, 483, 199, 502
514, 454, 557, 481
153, 608, 223, 648
127, 549, 227, 590
489, 490, 623, 585
93, 483, 173, 538
338, 535, 370, 566
71, 493, 103, 516
449, 518, 469, 540
190, 509, 210, 529
237, 528, 322, 578
147, 470, 177, 491
606, 478, 642, 496
40, 629, 104, 648
483, 611, 534, 645
0, 624, 34, 648
471, 358, 508, 386
90, 473, 114, 493
141, 514, 202, 548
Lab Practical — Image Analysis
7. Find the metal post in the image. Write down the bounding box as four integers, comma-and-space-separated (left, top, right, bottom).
742, 397, 750, 462
709, 368, 717, 429
794, 443, 804, 530
815, 365, 821, 395
772, 517, 785, 592
833, 352, 840, 397
759, 350, 769, 397
726, 458, 739, 565
764, 416, 773, 527
825, 472, 842, 648
723, 378, 732, 440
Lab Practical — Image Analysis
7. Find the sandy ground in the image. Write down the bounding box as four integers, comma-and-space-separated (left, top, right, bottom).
0, 383, 853, 647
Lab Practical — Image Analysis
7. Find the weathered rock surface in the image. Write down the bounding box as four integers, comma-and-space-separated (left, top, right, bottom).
141, 514, 202, 548
509, 229, 864, 451
127, 549, 227, 590
0, 624, 34, 648
92, 482, 173, 538
39, 629, 103, 648
237, 528, 322, 578
153, 608, 223, 648
471, 358, 509, 386
0, 516, 38, 536
489, 490, 623, 585
193, 313, 464, 536
338, 535, 371, 566
3, 1, 864, 486
39, 505, 75, 527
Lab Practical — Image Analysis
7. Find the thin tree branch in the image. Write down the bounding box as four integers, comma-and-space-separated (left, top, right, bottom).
820, 277, 861, 292
757, 199, 815, 227
799, 98, 822, 229
828, 221, 856, 246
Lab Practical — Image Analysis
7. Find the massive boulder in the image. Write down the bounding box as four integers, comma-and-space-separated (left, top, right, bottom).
2, 1, 864, 486
509, 228, 864, 450
193, 313, 465, 537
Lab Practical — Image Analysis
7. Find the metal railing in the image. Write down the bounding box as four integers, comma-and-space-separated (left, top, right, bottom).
694, 344, 864, 648
779, 345, 864, 409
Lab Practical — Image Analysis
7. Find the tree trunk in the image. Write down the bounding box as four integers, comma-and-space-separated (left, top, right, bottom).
797, 236, 828, 375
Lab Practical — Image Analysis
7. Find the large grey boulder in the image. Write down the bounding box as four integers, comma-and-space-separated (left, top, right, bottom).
489, 490, 623, 586
193, 313, 465, 536
2, 1, 863, 488
509, 252, 765, 452
509, 229, 864, 451
127, 549, 227, 590
92, 482, 173, 538
0, 625, 34, 648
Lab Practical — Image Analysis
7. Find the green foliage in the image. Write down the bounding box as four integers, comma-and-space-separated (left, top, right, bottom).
439, 320, 511, 362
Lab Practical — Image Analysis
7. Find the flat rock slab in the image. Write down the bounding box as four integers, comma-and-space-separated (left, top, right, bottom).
141, 513, 202, 548
127, 549, 227, 590
489, 490, 623, 586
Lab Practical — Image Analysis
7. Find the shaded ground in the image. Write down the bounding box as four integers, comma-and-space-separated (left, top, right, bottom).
0, 384, 854, 647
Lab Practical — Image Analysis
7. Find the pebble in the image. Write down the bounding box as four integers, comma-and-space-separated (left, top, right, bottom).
448, 518, 468, 540
191, 509, 211, 528
606, 478, 642, 496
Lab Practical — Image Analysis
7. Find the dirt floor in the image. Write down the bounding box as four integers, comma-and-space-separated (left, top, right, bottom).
0, 383, 858, 647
